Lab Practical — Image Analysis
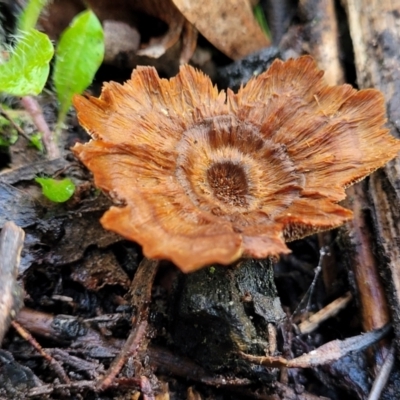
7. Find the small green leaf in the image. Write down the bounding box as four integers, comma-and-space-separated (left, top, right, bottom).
253, 4, 271, 39
18, 0, 50, 31
35, 177, 75, 203
0, 131, 18, 146
0, 116, 18, 146
0, 115, 11, 129
29, 132, 44, 152
0, 29, 54, 96
54, 10, 104, 126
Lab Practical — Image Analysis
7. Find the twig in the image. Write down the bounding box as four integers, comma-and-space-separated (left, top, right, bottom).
48, 348, 101, 379
97, 257, 160, 391
0, 105, 31, 142
27, 380, 96, 397
11, 320, 70, 384
367, 345, 396, 400
241, 324, 391, 368
20, 96, 60, 159
298, 292, 353, 334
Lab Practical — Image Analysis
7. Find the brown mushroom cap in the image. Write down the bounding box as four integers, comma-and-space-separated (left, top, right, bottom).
73, 56, 400, 272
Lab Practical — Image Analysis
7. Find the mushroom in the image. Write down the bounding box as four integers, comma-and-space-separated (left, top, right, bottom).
73, 56, 400, 272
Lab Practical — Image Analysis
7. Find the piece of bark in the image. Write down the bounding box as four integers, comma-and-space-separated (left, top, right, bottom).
342, 0, 400, 358
0, 222, 25, 344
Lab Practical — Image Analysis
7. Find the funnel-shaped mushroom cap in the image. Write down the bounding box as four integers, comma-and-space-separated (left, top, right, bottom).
73, 56, 400, 272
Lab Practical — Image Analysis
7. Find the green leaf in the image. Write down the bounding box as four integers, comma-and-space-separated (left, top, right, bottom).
35, 177, 75, 203
253, 4, 271, 39
0, 116, 18, 146
0, 29, 54, 96
0, 115, 11, 129
29, 132, 44, 152
54, 10, 104, 126
18, 0, 50, 31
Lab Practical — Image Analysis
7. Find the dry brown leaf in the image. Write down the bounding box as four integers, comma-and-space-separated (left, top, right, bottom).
73, 57, 400, 272
171, 0, 270, 59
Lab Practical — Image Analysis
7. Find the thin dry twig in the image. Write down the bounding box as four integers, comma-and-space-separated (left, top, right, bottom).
27, 380, 96, 397
48, 348, 101, 379
298, 292, 353, 334
367, 345, 396, 400
241, 324, 391, 368
11, 320, 70, 384
0, 105, 31, 142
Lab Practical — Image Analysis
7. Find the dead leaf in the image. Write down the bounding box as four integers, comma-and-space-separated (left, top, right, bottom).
171, 0, 270, 59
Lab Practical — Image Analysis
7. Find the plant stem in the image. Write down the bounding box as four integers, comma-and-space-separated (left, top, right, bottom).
20, 96, 60, 159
